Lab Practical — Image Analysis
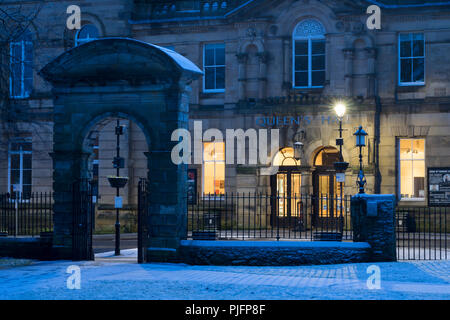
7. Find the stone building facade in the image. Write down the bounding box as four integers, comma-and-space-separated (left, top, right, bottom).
1, 0, 450, 221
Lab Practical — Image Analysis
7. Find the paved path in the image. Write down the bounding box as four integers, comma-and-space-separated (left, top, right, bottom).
93, 233, 137, 253
0, 251, 449, 300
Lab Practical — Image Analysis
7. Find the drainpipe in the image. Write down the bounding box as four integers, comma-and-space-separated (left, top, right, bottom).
374, 77, 382, 194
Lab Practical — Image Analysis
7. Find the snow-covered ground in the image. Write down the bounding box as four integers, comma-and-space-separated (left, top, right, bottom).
0, 249, 449, 300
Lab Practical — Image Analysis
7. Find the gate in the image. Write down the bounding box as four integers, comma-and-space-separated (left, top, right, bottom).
72, 179, 94, 261
137, 178, 150, 263
396, 206, 449, 260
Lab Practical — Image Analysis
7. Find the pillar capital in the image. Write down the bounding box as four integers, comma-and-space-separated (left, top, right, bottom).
236, 52, 248, 64
256, 51, 270, 64
342, 48, 355, 59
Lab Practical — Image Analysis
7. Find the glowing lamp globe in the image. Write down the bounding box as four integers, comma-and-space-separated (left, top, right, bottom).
334, 102, 346, 118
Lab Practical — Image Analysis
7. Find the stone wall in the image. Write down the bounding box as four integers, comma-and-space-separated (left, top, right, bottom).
0, 237, 53, 260
157, 240, 371, 266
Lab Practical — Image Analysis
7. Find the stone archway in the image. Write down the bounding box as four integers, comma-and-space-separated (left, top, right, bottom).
39, 38, 202, 261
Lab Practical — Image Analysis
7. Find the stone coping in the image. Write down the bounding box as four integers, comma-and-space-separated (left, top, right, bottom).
180, 240, 371, 249
0, 237, 41, 243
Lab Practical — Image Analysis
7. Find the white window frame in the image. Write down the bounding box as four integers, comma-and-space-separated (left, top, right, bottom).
9, 37, 33, 99
398, 138, 426, 202
8, 139, 32, 198
203, 43, 226, 93
292, 20, 326, 89
202, 141, 225, 198
398, 33, 425, 86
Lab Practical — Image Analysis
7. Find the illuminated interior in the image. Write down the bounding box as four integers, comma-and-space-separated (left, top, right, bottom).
314, 147, 340, 166
203, 142, 225, 196
273, 147, 300, 166
274, 148, 301, 217
399, 138, 425, 200
314, 147, 343, 217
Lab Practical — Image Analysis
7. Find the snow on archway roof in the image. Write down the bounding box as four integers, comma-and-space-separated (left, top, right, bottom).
40, 37, 203, 84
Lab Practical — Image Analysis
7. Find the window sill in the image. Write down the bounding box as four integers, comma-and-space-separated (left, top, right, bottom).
9, 95, 31, 100
398, 198, 426, 206
200, 91, 225, 99
202, 90, 225, 94
397, 83, 425, 89
292, 86, 324, 90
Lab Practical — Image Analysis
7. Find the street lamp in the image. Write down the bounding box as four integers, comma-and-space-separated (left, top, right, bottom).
106, 120, 128, 256
334, 102, 346, 119
333, 102, 349, 231
293, 141, 304, 161
354, 125, 368, 194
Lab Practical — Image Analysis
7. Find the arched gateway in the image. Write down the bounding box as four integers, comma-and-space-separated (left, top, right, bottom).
39, 38, 202, 261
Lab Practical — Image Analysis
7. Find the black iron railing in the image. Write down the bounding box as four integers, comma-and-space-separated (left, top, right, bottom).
396, 206, 449, 260
0, 192, 53, 237
187, 193, 353, 241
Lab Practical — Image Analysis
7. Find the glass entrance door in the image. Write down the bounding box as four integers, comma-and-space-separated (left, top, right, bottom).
312, 147, 342, 221
274, 171, 302, 220
317, 174, 338, 217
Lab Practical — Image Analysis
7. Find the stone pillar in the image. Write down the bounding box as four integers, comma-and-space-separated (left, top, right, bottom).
50, 150, 91, 259
145, 83, 190, 262
282, 37, 291, 91
343, 48, 354, 97
351, 194, 397, 262
146, 150, 187, 262
236, 53, 248, 101
257, 51, 269, 100
365, 47, 377, 98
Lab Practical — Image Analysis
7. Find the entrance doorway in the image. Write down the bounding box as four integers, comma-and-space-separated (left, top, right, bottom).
270, 148, 302, 226
78, 116, 149, 262
312, 147, 342, 226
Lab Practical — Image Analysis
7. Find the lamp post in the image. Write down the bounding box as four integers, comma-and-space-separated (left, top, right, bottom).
115, 120, 121, 255
333, 102, 349, 230
293, 141, 304, 161
354, 126, 368, 194
110, 120, 128, 256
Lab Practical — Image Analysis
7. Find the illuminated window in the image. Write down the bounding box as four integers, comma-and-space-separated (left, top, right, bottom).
399, 138, 425, 200
314, 147, 341, 167
293, 19, 326, 88
273, 148, 300, 167
203, 142, 225, 196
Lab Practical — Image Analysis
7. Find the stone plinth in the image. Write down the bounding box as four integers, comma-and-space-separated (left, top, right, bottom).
351, 194, 397, 262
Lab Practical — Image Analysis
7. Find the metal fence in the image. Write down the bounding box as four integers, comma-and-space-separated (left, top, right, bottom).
396, 206, 449, 260
187, 193, 353, 241
0, 192, 53, 237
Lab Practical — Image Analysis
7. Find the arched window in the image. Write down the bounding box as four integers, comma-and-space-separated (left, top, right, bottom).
75, 24, 99, 46
293, 19, 326, 88
10, 29, 33, 98
314, 147, 341, 167
273, 148, 301, 167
